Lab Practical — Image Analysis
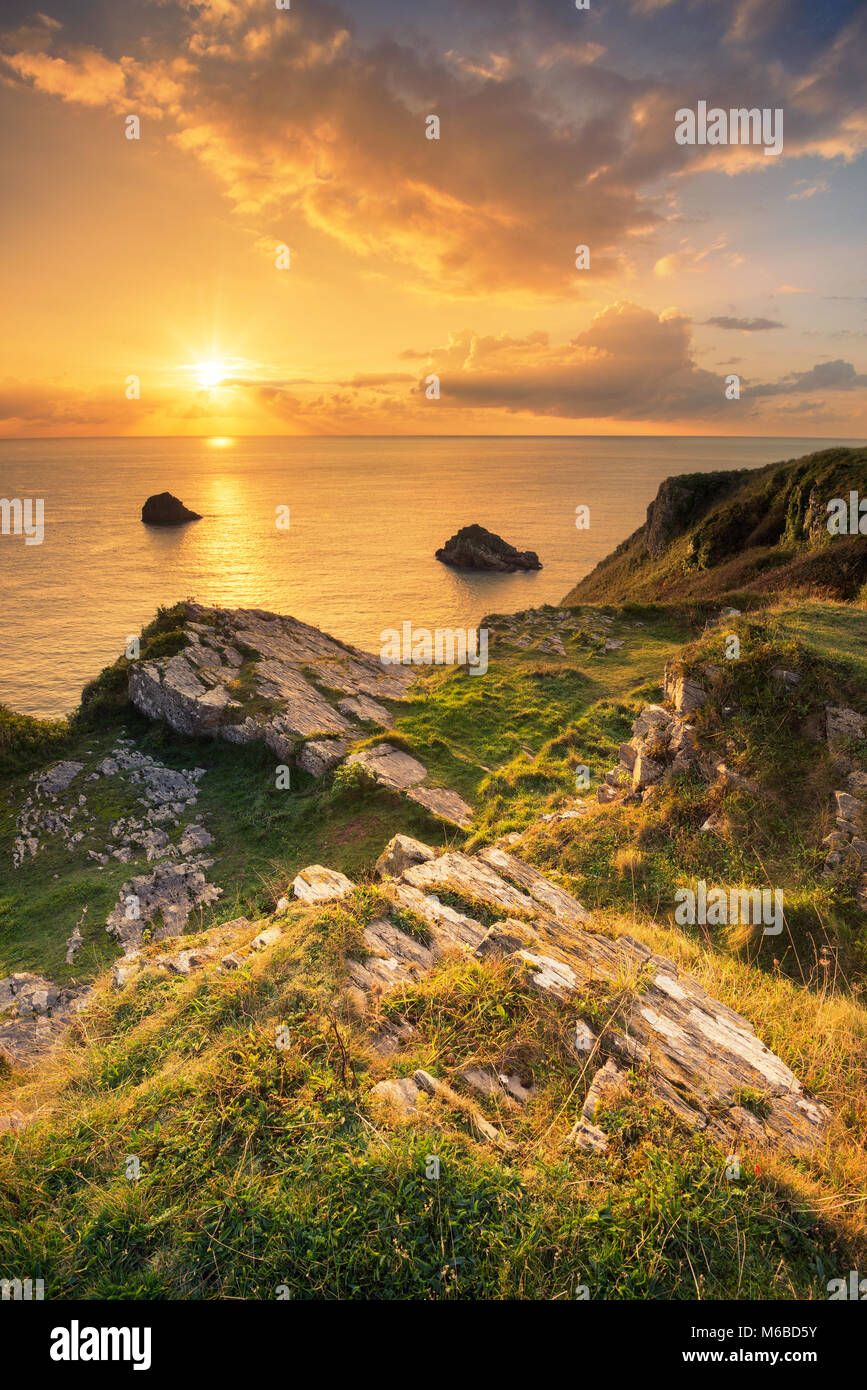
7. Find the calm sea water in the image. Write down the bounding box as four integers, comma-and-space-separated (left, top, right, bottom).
0, 436, 858, 718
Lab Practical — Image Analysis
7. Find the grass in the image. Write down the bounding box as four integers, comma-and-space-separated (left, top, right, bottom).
0, 894, 860, 1299
2, 586, 867, 1298
563, 446, 867, 607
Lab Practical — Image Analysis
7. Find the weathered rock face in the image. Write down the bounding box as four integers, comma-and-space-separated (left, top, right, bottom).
106, 861, 222, 954
600, 696, 701, 804
643, 471, 745, 559
663, 663, 709, 716
375, 834, 435, 879
345, 833, 829, 1157
292, 865, 356, 905
346, 743, 474, 829
435, 525, 542, 572
141, 492, 202, 525
0, 974, 92, 1068
821, 706, 867, 910
128, 603, 415, 773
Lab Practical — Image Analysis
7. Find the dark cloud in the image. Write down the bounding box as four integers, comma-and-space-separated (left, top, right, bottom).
704, 316, 784, 332
750, 358, 867, 396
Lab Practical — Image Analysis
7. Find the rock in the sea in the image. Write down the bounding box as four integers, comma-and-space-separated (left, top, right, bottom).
435, 524, 542, 572
141, 492, 202, 526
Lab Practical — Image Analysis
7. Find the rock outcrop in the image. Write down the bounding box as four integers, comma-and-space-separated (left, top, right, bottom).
128, 604, 414, 775
435, 524, 542, 572
821, 706, 867, 910
346, 742, 474, 829
644, 472, 743, 559
106, 860, 223, 954
599, 696, 702, 804
0, 974, 92, 1068
347, 834, 829, 1156
141, 492, 202, 526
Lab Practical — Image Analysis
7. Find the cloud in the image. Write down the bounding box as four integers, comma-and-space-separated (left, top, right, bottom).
750, 358, 867, 397
787, 179, 829, 201
704, 316, 784, 332
416, 302, 728, 421
2, 0, 864, 299
3, 46, 127, 106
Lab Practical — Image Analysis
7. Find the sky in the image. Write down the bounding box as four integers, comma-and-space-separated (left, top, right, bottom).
0, 0, 865, 437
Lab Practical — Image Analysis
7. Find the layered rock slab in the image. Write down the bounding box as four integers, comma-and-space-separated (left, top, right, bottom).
356, 835, 829, 1157
129, 603, 413, 768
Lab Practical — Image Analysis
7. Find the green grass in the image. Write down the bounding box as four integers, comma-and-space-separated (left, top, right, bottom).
564, 446, 867, 608
0, 900, 854, 1300
3, 587, 867, 1299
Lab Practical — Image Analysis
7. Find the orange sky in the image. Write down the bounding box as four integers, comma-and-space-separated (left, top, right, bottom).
0, 0, 865, 437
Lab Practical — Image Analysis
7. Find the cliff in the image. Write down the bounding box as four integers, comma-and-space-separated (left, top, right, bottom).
2, 449, 867, 1299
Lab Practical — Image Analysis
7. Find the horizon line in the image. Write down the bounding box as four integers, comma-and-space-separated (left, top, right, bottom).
0, 434, 863, 443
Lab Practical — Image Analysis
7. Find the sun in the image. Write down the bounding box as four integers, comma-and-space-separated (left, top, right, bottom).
196, 361, 225, 389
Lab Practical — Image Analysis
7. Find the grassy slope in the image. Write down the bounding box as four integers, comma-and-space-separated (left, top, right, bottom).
563, 446, 867, 607
2, 889, 864, 1299
0, 604, 689, 982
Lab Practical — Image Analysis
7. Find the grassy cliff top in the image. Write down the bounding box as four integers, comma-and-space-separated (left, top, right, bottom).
3, 449, 867, 1300
562, 446, 867, 608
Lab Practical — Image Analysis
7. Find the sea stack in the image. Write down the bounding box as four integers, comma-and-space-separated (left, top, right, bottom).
141, 492, 202, 526
435, 524, 542, 572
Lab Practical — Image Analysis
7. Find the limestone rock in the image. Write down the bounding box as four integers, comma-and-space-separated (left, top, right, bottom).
36, 761, 85, 796
632, 753, 665, 790
375, 834, 436, 879
826, 706, 866, 748
128, 603, 413, 772
64, 926, 83, 965
663, 666, 708, 716
835, 790, 865, 830
337, 694, 393, 726
771, 667, 802, 689
370, 1077, 420, 1117
178, 824, 214, 855
402, 850, 537, 917
344, 835, 830, 1158
570, 1058, 630, 1152
406, 785, 473, 829
297, 739, 348, 777
106, 862, 222, 953
292, 864, 356, 904
346, 743, 427, 790
0, 974, 92, 1068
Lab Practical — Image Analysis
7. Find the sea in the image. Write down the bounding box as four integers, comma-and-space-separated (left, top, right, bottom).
0, 435, 859, 718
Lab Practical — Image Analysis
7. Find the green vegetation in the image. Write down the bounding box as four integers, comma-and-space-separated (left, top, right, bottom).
2, 453, 867, 1299
0, 899, 858, 1299
563, 446, 867, 607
